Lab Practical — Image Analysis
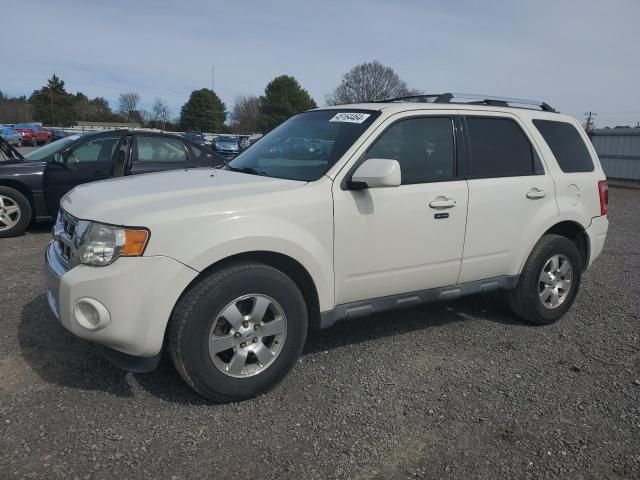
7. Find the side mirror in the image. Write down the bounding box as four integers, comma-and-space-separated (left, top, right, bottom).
348, 158, 401, 190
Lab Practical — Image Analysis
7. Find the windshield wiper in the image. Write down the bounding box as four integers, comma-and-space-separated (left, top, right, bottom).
226, 165, 268, 177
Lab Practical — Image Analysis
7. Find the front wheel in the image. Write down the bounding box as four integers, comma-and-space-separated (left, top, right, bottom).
509, 234, 582, 325
169, 262, 308, 402
0, 187, 32, 238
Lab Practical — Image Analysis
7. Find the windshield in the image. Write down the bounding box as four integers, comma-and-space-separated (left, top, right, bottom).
228, 109, 380, 181
23, 135, 81, 161
14, 124, 32, 129
216, 136, 236, 143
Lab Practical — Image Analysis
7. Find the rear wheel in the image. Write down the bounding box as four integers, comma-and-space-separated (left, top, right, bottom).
169, 262, 308, 402
0, 187, 32, 238
509, 234, 582, 325
17, 138, 22, 147
31, 138, 37, 147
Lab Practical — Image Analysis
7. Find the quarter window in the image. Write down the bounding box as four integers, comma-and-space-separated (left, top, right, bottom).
365, 117, 455, 184
136, 136, 189, 163
532, 120, 594, 173
466, 117, 535, 177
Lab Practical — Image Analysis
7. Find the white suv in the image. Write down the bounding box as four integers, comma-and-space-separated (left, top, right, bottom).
44, 94, 609, 401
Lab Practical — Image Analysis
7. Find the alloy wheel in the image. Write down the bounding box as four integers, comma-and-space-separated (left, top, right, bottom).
0, 195, 21, 231
208, 294, 287, 378
539, 254, 573, 309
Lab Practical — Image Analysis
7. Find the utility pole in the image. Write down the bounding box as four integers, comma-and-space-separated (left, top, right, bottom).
584, 111, 597, 134
211, 65, 215, 93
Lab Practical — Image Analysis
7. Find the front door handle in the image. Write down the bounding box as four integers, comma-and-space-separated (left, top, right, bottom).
526, 188, 546, 199
429, 196, 456, 209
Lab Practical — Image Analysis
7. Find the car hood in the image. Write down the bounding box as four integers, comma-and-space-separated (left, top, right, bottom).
61, 168, 306, 225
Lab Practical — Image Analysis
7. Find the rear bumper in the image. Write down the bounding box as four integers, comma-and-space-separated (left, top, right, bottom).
44, 242, 198, 360
586, 215, 609, 267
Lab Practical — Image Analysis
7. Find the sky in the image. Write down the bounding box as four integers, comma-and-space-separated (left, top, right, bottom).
1, 0, 639, 127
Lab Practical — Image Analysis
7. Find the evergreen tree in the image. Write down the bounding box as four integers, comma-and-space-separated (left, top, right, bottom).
29, 74, 76, 126
180, 89, 226, 132
258, 75, 316, 132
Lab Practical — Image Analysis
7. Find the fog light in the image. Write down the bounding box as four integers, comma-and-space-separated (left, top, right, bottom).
73, 298, 110, 331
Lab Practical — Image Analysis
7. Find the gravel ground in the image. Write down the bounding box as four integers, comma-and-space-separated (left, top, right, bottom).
1, 188, 639, 479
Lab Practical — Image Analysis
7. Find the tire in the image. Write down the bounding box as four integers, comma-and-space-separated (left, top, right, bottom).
17, 138, 22, 147
0, 186, 32, 238
169, 261, 308, 402
509, 234, 582, 325
31, 138, 37, 147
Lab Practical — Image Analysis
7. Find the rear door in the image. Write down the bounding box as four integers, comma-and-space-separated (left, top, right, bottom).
457, 113, 558, 283
43, 134, 122, 216
129, 135, 196, 175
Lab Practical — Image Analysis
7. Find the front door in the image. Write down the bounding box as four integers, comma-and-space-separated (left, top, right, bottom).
43, 134, 122, 216
333, 114, 469, 305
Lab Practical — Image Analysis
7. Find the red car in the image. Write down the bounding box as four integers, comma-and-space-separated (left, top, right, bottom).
14, 123, 52, 146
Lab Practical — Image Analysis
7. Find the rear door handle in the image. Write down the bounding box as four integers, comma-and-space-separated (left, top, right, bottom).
429, 197, 456, 209
526, 188, 546, 199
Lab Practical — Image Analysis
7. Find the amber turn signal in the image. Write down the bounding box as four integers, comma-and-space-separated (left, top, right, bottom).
122, 229, 150, 256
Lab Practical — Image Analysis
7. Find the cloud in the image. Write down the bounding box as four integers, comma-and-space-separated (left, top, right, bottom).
1, 0, 638, 126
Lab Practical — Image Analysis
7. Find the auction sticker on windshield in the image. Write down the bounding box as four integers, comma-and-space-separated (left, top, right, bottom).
329, 112, 371, 124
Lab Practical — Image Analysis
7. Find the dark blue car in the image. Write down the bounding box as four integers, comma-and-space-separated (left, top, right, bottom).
0, 130, 225, 237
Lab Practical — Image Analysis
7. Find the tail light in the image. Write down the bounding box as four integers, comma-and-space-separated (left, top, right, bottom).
598, 180, 608, 216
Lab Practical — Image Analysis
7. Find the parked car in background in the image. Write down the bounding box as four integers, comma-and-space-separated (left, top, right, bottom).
239, 136, 251, 150
0, 130, 226, 237
183, 131, 207, 148
213, 134, 240, 158
47, 129, 70, 142
0, 126, 22, 146
14, 123, 52, 146
41, 94, 609, 402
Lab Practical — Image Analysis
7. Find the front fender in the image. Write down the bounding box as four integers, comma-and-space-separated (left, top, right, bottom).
148, 212, 335, 312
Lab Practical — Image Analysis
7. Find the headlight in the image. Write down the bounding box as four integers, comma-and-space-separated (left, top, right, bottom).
76, 221, 149, 266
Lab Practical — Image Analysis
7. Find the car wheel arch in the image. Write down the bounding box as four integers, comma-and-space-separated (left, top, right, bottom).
173, 250, 322, 332
519, 220, 590, 275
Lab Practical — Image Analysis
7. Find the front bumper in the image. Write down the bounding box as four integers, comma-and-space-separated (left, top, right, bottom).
45, 242, 198, 359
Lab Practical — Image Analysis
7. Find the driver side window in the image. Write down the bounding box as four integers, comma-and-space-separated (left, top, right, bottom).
365, 117, 455, 184
67, 137, 119, 163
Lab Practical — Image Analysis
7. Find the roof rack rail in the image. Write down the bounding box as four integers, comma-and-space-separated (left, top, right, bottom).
375, 92, 556, 112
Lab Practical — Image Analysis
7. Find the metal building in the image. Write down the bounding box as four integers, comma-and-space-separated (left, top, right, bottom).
590, 128, 640, 180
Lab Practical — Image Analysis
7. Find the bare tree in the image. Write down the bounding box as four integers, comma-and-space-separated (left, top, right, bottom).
326, 61, 418, 105
229, 95, 261, 133
152, 97, 171, 130
118, 92, 141, 121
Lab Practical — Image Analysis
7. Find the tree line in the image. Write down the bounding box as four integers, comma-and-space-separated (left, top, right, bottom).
0, 60, 418, 133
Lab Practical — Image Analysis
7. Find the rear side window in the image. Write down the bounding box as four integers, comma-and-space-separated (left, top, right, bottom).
532, 120, 594, 173
136, 136, 189, 163
466, 117, 535, 177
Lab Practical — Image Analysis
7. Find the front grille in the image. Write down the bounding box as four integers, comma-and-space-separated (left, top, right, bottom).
53, 209, 79, 269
